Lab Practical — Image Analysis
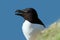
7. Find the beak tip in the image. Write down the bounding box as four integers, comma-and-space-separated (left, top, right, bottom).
15, 13, 22, 16
15, 14, 18, 15
15, 10, 19, 12
15, 10, 24, 16
15, 14, 17, 15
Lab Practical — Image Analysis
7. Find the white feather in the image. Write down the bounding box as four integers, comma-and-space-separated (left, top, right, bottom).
22, 20, 45, 40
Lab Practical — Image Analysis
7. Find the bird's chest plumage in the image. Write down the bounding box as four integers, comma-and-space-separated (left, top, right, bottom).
22, 20, 44, 40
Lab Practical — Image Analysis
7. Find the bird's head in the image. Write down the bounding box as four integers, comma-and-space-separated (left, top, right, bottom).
15, 8, 38, 20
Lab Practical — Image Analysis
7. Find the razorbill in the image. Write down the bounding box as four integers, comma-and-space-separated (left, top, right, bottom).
15, 8, 46, 40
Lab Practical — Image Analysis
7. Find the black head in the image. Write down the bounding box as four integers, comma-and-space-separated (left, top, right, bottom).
15, 8, 46, 27
15, 8, 38, 20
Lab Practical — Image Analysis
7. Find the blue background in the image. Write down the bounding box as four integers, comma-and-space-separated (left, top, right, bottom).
0, 0, 60, 40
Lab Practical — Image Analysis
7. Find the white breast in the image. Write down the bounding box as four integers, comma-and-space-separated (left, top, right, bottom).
22, 20, 45, 40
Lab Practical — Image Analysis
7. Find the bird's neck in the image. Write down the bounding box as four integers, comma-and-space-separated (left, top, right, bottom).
26, 18, 40, 24
22, 20, 32, 29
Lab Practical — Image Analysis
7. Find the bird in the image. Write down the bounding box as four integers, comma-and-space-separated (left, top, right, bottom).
15, 8, 46, 40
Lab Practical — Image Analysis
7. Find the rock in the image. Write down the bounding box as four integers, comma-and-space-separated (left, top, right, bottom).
36, 19, 60, 40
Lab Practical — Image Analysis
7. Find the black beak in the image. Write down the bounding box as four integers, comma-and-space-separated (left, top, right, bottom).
15, 10, 25, 16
